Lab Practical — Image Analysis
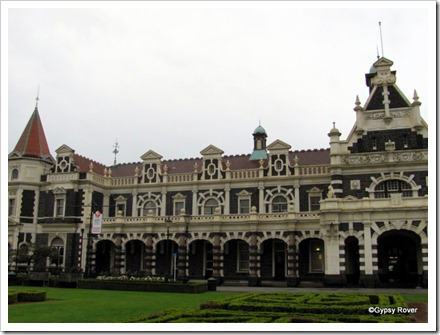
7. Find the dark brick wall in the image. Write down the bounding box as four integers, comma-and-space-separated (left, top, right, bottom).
109, 193, 133, 217
365, 85, 410, 110
20, 190, 35, 223
299, 184, 329, 212
348, 128, 427, 153
229, 187, 259, 214
223, 240, 248, 279
34, 233, 49, 271
165, 191, 193, 216
92, 191, 104, 211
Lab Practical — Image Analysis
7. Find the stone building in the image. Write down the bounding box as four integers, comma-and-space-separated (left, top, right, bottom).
8, 57, 428, 287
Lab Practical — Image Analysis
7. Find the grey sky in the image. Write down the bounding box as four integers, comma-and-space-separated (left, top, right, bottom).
5, 2, 434, 166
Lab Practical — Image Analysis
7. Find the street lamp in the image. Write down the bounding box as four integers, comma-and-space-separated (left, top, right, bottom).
15, 222, 24, 273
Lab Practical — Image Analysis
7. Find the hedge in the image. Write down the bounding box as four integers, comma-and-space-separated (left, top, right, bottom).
8, 290, 47, 304
77, 279, 208, 293
137, 292, 414, 323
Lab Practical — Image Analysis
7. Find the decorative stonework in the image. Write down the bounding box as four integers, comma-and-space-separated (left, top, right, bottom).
350, 180, 360, 190
341, 151, 427, 164
364, 110, 411, 120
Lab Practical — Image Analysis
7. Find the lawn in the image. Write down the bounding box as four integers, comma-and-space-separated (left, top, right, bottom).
8, 286, 427, 323
8, 286, 239, 323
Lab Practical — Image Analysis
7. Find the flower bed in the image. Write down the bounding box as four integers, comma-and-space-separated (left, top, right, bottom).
78, 277, 208, 294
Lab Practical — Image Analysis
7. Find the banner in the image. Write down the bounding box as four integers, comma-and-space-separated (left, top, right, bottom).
92, 211, 103, 234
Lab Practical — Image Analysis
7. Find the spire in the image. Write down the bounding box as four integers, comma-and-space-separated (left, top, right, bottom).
11, 100, 53, 160
112, 140, 119, 166
249, 123, 268, 161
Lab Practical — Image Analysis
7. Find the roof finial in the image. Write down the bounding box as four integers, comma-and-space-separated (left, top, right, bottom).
378, 21, 384, 58
112, 140, 119, 166
35, 84, 40, 108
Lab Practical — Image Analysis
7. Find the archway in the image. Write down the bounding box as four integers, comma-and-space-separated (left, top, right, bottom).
155, 240, 178, 279
377, 230, 421, 287
125, 240, 145, 275
188, 240, 213, 279
298, 238, 325, 282
344, 237, 360, 285
223, 239, 249, 280
260, 239, 287, 280
95, 240, 116, 275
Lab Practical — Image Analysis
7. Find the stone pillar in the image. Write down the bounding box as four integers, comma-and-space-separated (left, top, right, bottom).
113, 234, 124, 275
144, 234, 154, 276
224, 186, 230, 215
286, 231, 299, 287
248, 232, 260, 286
258, 184, 265, 213
177, 232, 188, 281
360, 222, 375, 287
211, 233, 223, 284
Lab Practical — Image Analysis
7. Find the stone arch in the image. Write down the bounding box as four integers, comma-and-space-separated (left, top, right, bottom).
366, 172, 421, 198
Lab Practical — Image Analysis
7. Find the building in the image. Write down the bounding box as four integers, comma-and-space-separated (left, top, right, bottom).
8, 57, 428, 287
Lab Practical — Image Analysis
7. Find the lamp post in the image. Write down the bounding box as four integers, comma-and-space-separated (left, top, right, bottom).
15, 222, 24, 273
85, 208, 94, 278
70, 222, 80, 271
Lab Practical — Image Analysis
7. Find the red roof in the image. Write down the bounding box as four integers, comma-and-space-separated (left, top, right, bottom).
13, 107, 52, 159
72, 149, 330, 177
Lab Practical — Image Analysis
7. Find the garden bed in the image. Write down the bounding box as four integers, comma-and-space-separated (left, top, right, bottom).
136, 292, 415, 323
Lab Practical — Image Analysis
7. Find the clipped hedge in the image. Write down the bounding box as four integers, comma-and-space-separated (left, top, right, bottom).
8, 292, 18, 305
138, 292, 414, 323
9, 290, 47, 304
78, 279, 208, 293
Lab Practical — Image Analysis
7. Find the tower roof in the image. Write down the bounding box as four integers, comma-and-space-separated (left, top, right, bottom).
11, 106, 53, 161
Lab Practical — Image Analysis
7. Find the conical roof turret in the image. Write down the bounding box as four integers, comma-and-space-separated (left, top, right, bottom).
10, 103, 54, 162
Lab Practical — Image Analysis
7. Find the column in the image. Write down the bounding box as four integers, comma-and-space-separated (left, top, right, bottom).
177, 231, 188, 281
248, 232, 260, 286
113, 234, 124, 275
211, 233, 223, 282
286, 231, 299, 287
360, 221, 375, 287
144, 234, 154, 276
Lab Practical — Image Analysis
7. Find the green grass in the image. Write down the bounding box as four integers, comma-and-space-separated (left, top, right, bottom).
8, 287, 428, 323
400, 293, 428, 303
8, 286, 239, 323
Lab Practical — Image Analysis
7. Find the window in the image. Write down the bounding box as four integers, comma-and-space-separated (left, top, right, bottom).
374, 180, 413, 198
51, 237, 64, 268
9, 199, 16, 216
237, 241, 249, 272
204, 199, 218, 215
143, 201, 157, 216
11, 169, 19, 180
174, 200, 185, 216
239, 199, 250, 214
309, 196, 321, 211
272, 196, 287, 213
274, 159, 283, 172
55, 198, 65, 217
310, 240, 324, 273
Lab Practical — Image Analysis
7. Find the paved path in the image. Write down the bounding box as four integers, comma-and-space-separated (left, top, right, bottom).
216, 285, 428, 295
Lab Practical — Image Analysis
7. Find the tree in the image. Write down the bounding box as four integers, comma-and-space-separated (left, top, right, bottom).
14, 243, 57, 273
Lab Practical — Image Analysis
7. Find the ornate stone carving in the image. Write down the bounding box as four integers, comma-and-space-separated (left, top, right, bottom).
341, 151, 427, 165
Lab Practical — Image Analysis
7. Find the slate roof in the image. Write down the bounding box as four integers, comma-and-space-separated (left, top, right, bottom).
70, 149, 330, 177
11, 107, 53, 160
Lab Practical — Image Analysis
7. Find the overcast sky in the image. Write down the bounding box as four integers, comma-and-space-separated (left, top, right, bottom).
4, 1, 434, 166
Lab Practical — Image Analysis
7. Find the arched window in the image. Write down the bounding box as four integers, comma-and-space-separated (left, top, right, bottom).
11, 169, 19, 180
272, 195, 288, 213
143, 201, 157, 216
374, 179, 412, 198
51, 237, 64, 268
204, 199, 218, 215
